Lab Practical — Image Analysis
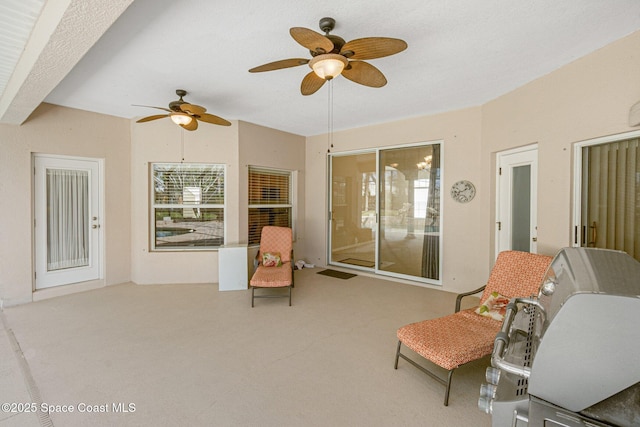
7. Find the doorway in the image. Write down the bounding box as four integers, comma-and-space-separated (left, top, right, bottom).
34, 155, 103, 289
495, 145, 538, 257
572, 131, 640, 260
328, 143, 442, 283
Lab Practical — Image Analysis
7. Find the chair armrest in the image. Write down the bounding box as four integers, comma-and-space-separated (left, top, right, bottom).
455, 285, 486, 313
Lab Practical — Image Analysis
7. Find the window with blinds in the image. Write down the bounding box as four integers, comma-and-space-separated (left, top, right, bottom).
151, 163, 225, 250
248, 166, 293, 245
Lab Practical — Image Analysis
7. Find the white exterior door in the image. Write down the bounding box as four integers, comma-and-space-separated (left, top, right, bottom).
496, 145, 538, 257
34, 155, 102, 289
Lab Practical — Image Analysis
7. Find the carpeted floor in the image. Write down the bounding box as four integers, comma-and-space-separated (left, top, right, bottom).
1, 268, 492, 427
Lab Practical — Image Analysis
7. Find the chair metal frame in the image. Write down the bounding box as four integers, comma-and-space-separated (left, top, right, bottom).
251, 249, 294, 307
249, 226, 295, 307
394, 288, 483, 406
393, 251, 552, 406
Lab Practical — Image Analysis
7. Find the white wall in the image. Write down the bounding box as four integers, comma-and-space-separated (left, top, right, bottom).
238, 120, 306, 254
130, 119, 305, 285
130, 117, 238, 284
303, 30, 640, 294
305, 108, 486, 293
482, 30, 640, 258
2, 30, 639, 304
0, 103, 131, 306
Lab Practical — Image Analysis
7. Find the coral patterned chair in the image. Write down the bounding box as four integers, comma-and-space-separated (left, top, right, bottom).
394, 250, 552, 406
250, 226, 294, 307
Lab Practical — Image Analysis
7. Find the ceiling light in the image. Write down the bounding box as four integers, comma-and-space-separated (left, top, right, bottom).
309, 54, 348, 80
170, 112, 193, 125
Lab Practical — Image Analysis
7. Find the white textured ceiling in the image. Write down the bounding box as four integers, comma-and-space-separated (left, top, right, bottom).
0, 0, 45, 96
3, 0, 640, 136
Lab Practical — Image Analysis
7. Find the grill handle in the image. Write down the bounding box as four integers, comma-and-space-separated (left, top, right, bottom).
491, 297, 544, 379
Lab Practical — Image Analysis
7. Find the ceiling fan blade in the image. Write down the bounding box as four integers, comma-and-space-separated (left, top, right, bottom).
132, 104, 172, 113
340, 37, 407, 60
198, 113, 232, 126
249, 58, 310, 73
290, 27, 334, 53
341, 61, 387, 88
180, 119, 198, 131
136, 114, 169, 123
180, 103, 206, 115
301, 71, 326, 95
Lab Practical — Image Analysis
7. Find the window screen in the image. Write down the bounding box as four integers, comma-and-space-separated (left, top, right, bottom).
151, 163, 225, 250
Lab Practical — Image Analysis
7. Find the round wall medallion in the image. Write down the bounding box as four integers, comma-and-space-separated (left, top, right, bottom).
450, 180, 476, 203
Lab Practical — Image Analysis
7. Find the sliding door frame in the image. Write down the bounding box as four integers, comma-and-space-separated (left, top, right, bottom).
327, 140, 444, 285
328, 148, 378, 272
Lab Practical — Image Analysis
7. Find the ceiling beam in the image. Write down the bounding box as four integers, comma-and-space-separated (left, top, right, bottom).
0, 0, 133, 125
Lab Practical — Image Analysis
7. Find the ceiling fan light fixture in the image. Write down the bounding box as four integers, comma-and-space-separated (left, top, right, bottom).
170, 112, 193, 125
309, 53, 348, 80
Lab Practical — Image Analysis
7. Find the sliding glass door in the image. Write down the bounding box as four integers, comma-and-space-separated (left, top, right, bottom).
574, 134, 640, 261
329, 152, 377, 269
379, 144, 441, 280
329, 142, 442, 283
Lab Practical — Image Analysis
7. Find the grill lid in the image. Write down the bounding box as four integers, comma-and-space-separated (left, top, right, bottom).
528, 248, 640, 412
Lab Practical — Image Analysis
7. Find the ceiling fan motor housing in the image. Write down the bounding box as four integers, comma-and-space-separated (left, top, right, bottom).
319, 17, 335, 33
309, 17, 345, 56
169, 89, 188, 111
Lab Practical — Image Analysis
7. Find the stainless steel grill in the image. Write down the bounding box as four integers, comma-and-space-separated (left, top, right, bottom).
478, 247, 640, 427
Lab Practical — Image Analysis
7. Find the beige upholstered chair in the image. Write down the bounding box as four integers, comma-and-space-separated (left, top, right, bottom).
250, 226, 294, 307
394, 250, 552, 406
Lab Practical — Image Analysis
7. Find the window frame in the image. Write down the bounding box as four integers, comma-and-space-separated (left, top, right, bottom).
572, 129, 640, 253
150, 162, 226, 251
248, 166, 296, 247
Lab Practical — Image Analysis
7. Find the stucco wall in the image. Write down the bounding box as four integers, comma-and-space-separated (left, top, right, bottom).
130, 119, 305, 285
0, 103, 131, 306
130, 117, 238, 284
305, 108, 486, 293
238, 120, 306, 250
303, 30, 640, 294
2, 30, 638, 304
482, 30, 640, 258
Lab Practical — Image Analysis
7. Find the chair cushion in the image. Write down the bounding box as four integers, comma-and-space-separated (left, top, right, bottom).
250, 262, 292, 288
397, 309, 501, 371
480, 251, 553, 305
258, 226, 292, 263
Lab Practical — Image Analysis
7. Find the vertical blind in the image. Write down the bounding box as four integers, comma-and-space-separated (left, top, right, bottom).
248, 167, 292, 245
583, 137, 640, 260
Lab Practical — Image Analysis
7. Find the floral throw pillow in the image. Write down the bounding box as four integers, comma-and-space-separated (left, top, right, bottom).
262, 252, 282, 267
475, 292, 511, 321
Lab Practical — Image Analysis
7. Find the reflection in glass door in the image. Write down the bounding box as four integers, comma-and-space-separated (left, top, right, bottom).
511, 165, 531, 251
329, 143, 442, 283
329, 152, 377, 268
379, 145, 441, 280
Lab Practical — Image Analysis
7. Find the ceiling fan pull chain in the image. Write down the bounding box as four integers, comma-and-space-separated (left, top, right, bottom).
181, 128, 185, 163
327, 79, 334, 153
